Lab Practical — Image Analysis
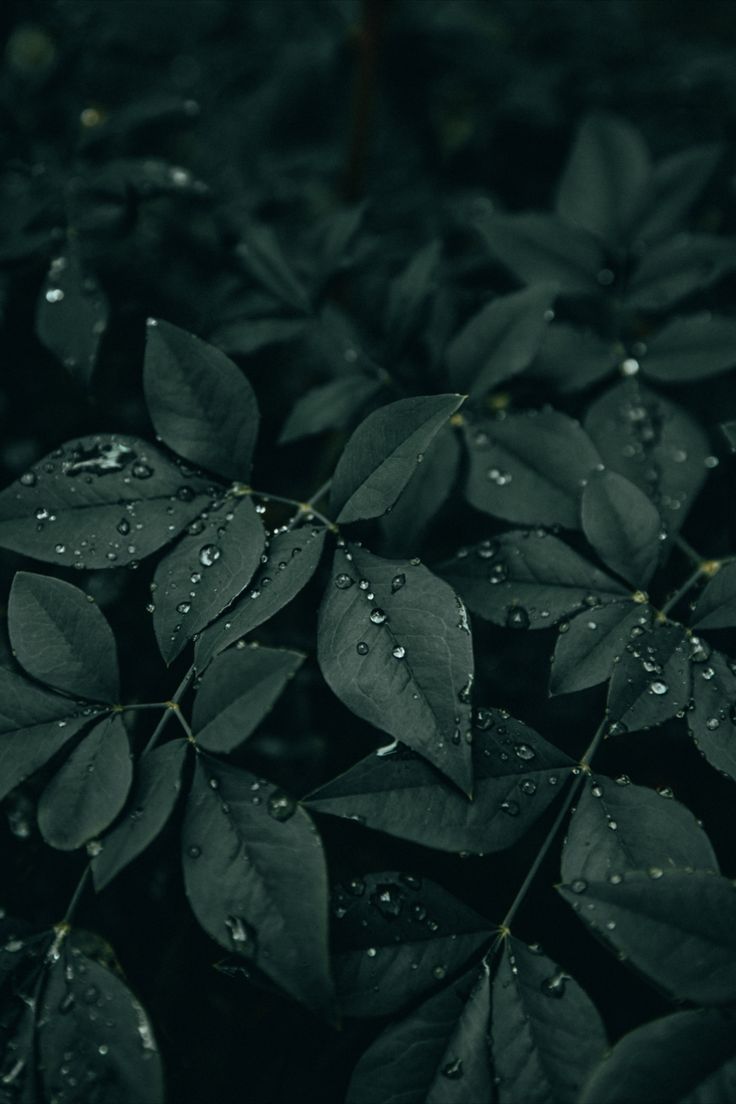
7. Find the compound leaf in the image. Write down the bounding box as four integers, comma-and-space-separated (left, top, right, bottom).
9, 572, 119, 703
330, 394, 464, 524
144, 319, 260, 482
37, 713, 132, 850
182, 757, 334, 1014
549, 601, 646, 696
581, 469, 662, 587
606, 619, 691, 733
464, 410, 602, 529
193, 644, 304, 753
92, 738, 188, 891
688, 650, 736, 781
317, 544, 474, 794
692, 563, 736, 630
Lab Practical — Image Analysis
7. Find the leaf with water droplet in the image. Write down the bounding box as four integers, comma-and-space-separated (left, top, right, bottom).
559, 869, 736, 1004
0, 433, 212, 568
305, 708, 574, 853
556, 111, 650, 246
330, 394, 465, 524
9, 572, 119, 702
464, 409, 603, 529
38, 930, 164, 1103
37, 714, 132, 850
318, 544, 474, 794
584, 381, 708, 534
347, 965, 491, 1104
561, 775, 718, 885
92, 739, 188, 891
579, 1006, 736, 1104
471, 209, 605, 296
144, 319, 260, 482
550, 600, 648, 696
491, 937, 607, 1104
446, 283, 557, 396
153, 495, 265, 663
195, 524, 326, 669
331, 871, 492, 1017
193, 645, 304, 753
606, 620, 691, 732
581, 469, 662, 587
691, 562, 736, 631
35, 243, 109, 388
182, 757, 334, 1014
379, 424, 461, 556
441, 530, 627, 630
688, 650, 736, 782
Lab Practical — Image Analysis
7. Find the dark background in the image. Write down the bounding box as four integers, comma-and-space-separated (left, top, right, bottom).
2, 3, 736, 1101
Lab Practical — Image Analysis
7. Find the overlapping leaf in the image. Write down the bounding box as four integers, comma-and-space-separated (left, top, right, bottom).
606, 619, 691, 732
581, 469, 662, 587
472, 210, 604, 295
688, 650, 736, 781
35, 245, 109, 388
691, 563, 736, 630
549, 601, 647, 696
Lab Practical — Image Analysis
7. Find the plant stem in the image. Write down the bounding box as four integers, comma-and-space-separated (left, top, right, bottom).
121, 701, 169, 712
249, 489, 337, 532
62, 866, 91, 924
675, 534, 702, 566
661, 565, 704, 617
142, 666, 195, 754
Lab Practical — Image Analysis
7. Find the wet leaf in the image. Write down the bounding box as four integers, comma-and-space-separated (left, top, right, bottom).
193, 645, 304, 753
0, 434, 212, 568
35, 245, 109, 388
581, 469, 662, 587
317, 544, 474, 794
37, 714, 132, 850
182, 757, 334, 1014
491, 937, 607, 1104
606, 618, 691, 732
329, 394, 464, 524
464, 409, 602, 529
441, 530, 627, 630
379, 425, 461, 556
331, 872, 492, 1017
9, 572, 119, 703
688, 650, 736, 782
561, 775, 719, 883
691, 563, 736, 630
92, 739, 188, 891
152, 495, 265, 664
144, 319, 260, 482
195, 523, 326, 669
549, 601, 645, 696
305, 708, 574, 853
559, 869, 736, 1004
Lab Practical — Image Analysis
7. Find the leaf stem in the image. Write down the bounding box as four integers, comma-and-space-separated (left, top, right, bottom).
249, 489, 337, 532
660, 565, 704, 617
62, 866, 91, 924
121, 701, 169, 712
675, 534, 702, 566
142, 666, 195, 754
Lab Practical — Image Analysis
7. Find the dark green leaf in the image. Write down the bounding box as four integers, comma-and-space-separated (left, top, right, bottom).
559, 869, 736, 1004
688, 650, 736, 782
235, 222, 311, 314
584, 381, 709, 533
279, 376, 381, 444
210, 316, 307, 357
491, 937, 607, 1104
464, 410, 602, 528
35, 245, 109, 388
182, 757, 334, 1013
722, 421, 736, 450
472, 211, 604, 295
8, 572, 119, 702
332, 871, 492, 1017
305, 708, 574, 853
581, 469, 662, 587
446, 284, 557, 396
385, 240, 441, 353
628, 142, 724, 245
144, 319, 260, 482
692, 563, 736, 630
193, 644, 304, 753
606, 619, 691, 733
194, 523, 327, 669
532, 323, 618, 393
0, 434, 212, 568
314, 202, 367, 285
441, 531, 627, 630
153, 495, 265, 664
0, 667, 99, 803
625, 234, 736, 311
317, 544, 474, 794
642, 313, 736, 383
346, 966, 490, 1104
379, 425, 461, 556
561, 774, 719, 883
549, 601, 646, 696
38, 931, 164, 1103
37, 714, 132, 850
556, 112, 650, 245
330, 394, 464, 524
580, 1008, 736, 1104
92, 739, 188, 891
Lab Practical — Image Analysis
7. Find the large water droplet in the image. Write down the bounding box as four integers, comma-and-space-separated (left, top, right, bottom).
391, 573, 406, 593
356, 641, 369, 655
370, 883, 404, 919
650, 680, 668, 696
335, 573, 354, 589
199, 544, 221, 567
369, 608, 387, 624
267, 790, 296, 822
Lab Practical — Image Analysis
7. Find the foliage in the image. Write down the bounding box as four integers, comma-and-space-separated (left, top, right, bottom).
2, 2, 736, 1102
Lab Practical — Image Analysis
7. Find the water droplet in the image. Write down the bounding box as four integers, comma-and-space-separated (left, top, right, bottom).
432, 965, 446, 979
501, 800, 519, 817
54, 543, 66, 554
541, 971, 569, 998
199, 544, 221, 567
19, 471, 36, 486
650, 681, 668, 696
648, 866, 664, 879
609, 873, 623, 885
335, 573, 354, 589
267, 790, 296, 822
176, 601, 191, 614
356, 642, 369, 655
570, 879, 587, 894
131, 462, 153, 479
371, 883, 404, 919
392, 645, 406, 659
391, 574, 406, 593
34, 506, 50, 520
506, 606, 530, 629
369, 608, 387, 624
441, 1059, 464, 1080
225, 915, 255, 948
358, 579, 370, 590
514, 743, 535, 761
620, 358, 640, 377
520, 779, 537, 795
591, 783, 603, 798
46, 287, 65, 303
